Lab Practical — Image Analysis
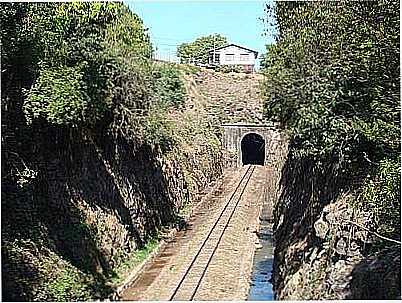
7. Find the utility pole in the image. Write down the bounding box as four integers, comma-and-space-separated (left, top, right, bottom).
213, 34, 216, 65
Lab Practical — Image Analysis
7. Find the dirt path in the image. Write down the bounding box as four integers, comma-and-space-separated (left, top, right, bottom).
120, 165, 270, 301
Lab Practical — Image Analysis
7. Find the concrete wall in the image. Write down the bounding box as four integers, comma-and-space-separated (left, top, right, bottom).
221, 123, 285, 168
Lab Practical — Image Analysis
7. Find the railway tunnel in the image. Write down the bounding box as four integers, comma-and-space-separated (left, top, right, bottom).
241, 133, 265, 165
121, 123, 287, 300
221, 123, 283, 168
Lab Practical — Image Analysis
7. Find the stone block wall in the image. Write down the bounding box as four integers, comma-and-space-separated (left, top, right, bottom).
221, 123, 285, 168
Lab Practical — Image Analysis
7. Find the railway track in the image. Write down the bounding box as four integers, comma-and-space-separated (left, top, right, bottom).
169, 165, 256, 301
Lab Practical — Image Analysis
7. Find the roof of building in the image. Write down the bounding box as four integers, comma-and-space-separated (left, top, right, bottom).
208, 43, 259, 57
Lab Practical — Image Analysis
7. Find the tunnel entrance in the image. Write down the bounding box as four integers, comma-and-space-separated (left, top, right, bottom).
241, 133, 265, 165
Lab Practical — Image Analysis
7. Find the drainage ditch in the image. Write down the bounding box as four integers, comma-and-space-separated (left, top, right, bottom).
247, 215, 275, 300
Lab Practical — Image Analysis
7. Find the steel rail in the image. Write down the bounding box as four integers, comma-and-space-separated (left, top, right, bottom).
169, 165, 256, 301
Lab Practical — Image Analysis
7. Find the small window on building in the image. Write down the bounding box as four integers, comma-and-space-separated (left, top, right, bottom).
240, 54, 249, 61
225, 54, 234, 61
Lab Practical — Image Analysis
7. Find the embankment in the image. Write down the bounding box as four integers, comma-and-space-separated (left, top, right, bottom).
272, 145, 401, 300
2, 68, 222, 301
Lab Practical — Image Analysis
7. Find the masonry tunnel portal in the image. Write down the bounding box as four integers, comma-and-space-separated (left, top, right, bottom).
241, 133, 265, 166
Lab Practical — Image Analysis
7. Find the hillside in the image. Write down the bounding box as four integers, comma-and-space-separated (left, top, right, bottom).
190, 69, 265, 125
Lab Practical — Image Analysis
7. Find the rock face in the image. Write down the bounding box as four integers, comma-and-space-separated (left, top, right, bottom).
3, 65, 271, 302
2, 126, 222, 301
1, 70, 223, 301
272, 152, 401, 300
347, 246, 401, 300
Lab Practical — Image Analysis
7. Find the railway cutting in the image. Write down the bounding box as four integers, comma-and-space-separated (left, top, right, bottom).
120, 165, 272, 300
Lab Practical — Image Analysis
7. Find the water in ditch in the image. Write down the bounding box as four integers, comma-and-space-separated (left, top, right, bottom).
247, 218, 275, 301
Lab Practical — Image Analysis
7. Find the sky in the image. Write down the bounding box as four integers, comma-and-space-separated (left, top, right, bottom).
125, 0, 275, 63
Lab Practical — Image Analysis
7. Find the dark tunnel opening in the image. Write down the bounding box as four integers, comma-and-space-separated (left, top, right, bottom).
241, 133, 265, 166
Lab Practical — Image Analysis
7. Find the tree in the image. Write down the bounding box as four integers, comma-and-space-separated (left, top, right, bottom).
263, 0, 400, 243
177, 34, 227, 64
259, 44, 274, 71
1, 2, 155, 129
1, 3, 185, 301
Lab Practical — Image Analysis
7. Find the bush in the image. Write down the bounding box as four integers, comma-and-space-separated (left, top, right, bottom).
15, 2, 153, 130
358, 157, 401, 243
153, 64, 185, 109
2, 3, 189, 301
216, 64, 246, 73
262, 0, 399, 170
24, 65, 91, 126
38, 267, 93, 301
262, 0, 400, 248
142, 110, 175, 152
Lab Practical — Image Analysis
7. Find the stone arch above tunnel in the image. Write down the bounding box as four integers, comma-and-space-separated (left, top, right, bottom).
241, 133, 265, 165
221, 123, 285, 168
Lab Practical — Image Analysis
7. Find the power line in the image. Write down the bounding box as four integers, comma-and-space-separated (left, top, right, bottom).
152, 36, 186, 42
157, 44, 176, 48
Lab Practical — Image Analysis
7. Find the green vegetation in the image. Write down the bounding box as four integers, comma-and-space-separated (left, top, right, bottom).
3, 2, 184, 145
8, 2, 152, 127
177, 34, 227, 64
263, 1, 400, 245
142, 109, 176, 151
216, 64, 245, 73
2, 2, 190, 301
3, 238, 102, 301
178, 64, 202, 75
37, 267, 93, 301
24, 65, 90, 126
358, 157, 401, 243
109, 238, 159, 286
154, 63, 186, 109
